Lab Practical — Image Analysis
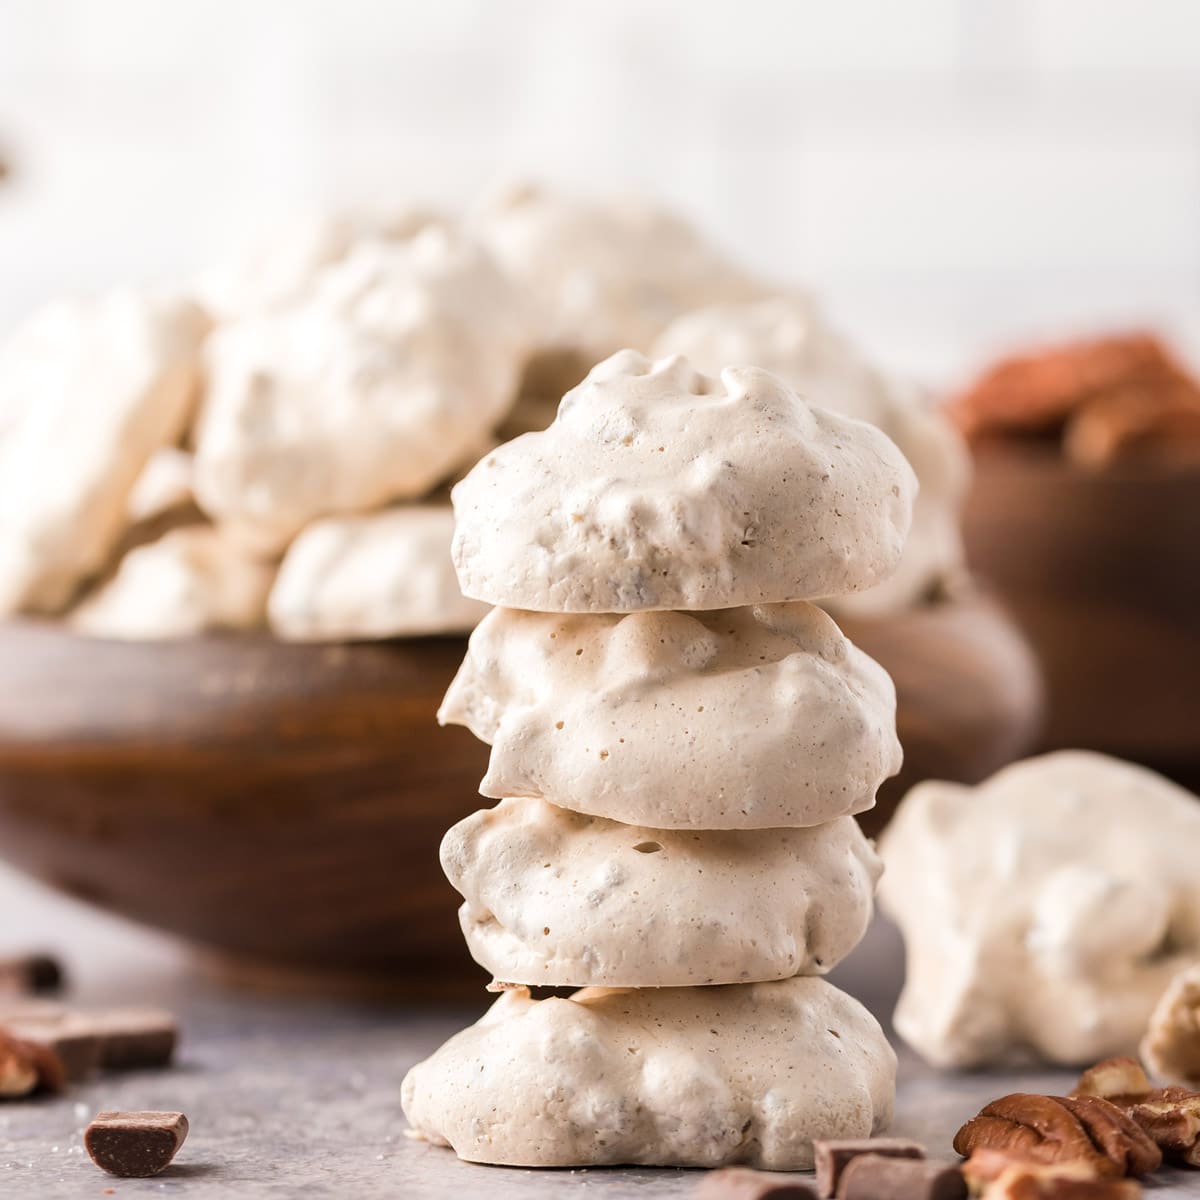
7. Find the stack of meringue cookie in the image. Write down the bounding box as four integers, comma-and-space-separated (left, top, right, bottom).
401, 349, 917, 1170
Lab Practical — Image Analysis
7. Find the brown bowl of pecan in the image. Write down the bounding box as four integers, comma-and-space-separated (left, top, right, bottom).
951, 332, 1200, 779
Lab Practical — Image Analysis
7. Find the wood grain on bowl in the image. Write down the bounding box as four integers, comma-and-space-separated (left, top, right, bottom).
963, 439, 1200, 772
0, 599, 1041, 986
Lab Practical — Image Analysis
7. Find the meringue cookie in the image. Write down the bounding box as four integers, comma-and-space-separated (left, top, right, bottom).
442, 797, 880, 987
472, 182, 763, 364
879, 752, 1200, 1069
127, 447, 195, 526
71, 526, 272, 640
440, 601, 900, 829
194, 208, 442, 320
450, 351, 916, 613
401, 977, 895, 1169
0, 290, 208, 615
194, 227, 529, 552
652, 297, 969, 615
268, 506, 489, 641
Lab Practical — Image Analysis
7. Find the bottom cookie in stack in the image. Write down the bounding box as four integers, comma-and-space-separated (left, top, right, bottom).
401, 976, 895, 1170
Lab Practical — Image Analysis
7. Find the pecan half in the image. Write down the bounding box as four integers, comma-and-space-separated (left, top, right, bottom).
0, 1029, 66, 1098
979, 1162, 1140, 1200
1073, 1055, 1200, 1167
953, 1094, 1161, 1178
948, 333, 1184, 439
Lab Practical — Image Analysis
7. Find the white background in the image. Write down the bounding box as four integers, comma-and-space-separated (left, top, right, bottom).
2, 0, 1199, 383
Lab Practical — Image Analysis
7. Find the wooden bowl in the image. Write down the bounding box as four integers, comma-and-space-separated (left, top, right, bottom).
0, 598, 1040, 987
962, 439, 1200, 777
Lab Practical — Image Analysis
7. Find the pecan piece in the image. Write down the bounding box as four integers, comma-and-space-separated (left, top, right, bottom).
0, 1029, 66, 1098
952, 1094, 1161, 1178
1072, 1052, 1200, 1167
1072, 1058, 1152, 1105
948, 333, 1184, 439
979, 1161, 1140, 1200
1064, 382, 1200, 469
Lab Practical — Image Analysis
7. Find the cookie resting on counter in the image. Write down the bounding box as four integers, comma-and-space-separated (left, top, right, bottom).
879, 751, 1200, 1069
401, 976, 896, 1170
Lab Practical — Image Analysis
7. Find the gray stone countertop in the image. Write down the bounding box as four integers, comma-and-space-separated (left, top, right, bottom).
1, 865, 1194, 1198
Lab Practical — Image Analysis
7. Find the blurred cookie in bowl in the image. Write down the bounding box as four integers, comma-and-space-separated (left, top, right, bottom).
269, 506, 488, 642
652, 295, 970, 618
473, 182, 767, 420
0, 289, 209, 616
193, 226, 532, 555
950, 330, 1200, 766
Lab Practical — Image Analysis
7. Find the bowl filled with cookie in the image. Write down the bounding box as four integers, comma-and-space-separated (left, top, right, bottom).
0, 185, 1042, 988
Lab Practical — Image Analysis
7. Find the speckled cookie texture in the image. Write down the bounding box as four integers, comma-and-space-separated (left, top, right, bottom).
193, 227, 529, 552
268, 506, 488, 641
652, 296, 969, 616
401, 978, 895, 1170
450, 350, 916, 612
880, 751, 1200, 1069
442, 798, 880, 987
439, 601, 900, 828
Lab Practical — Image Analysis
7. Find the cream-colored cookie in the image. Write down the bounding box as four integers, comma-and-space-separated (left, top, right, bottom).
268, 506, 488, 641
879, 751, 1200, 1069
472, 182, 763, 364
127, 447, 195, 525
0, 290, 208, 615
1141, 964, 1200, 1085
652, 296, 969, 615
440, 602, 899, 829
443, 797, 880, 987
193, 228, 529, 553
194, 208, 442, 320
70, 526, 272, 640
451, 351, 916, 613
402, 976, 895, 1169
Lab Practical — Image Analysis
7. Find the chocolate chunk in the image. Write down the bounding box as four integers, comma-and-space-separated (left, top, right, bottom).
3, 1015, 103, 1082
814, 1138, 927, 1197
85, 1111, 188, 1178
0, 954, 64, 995
89, 1008, 178, 1069
837, 1155, 966, 1200
694, 1166, 820, 1198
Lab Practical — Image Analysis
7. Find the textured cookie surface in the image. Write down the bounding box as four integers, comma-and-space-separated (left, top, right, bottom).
401, 977, 895, 1169
194, 228, 528, 552
450, 351, 916, 612
0, 290, 207, 614
653, 296, 969, 615
443, 797, 880, 987
439, 601, 900, 828
269, 506, 488, 640
879, 751, 1200, 1069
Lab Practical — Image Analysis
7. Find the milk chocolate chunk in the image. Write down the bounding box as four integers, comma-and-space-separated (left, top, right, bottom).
694, 1166, 820, 1198
814, 1138, 926, 1197
90, 1007, 178, 1069
837, 1155, 965, 1200
2, 1015, 102, 1081
85, 1111, 188, 1178
0, 953, 63, 995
